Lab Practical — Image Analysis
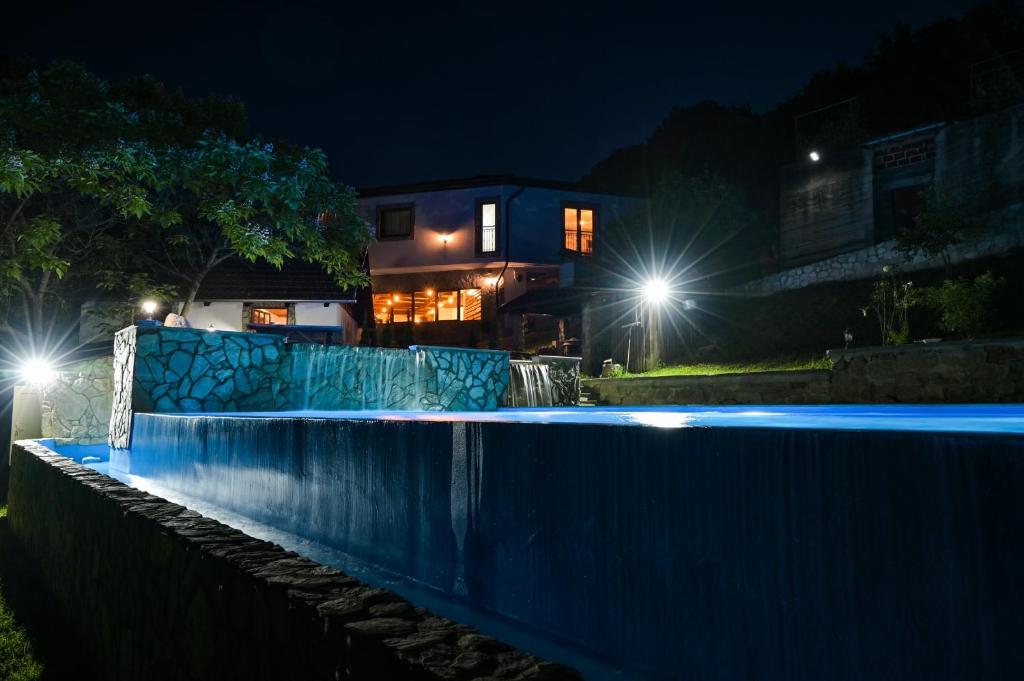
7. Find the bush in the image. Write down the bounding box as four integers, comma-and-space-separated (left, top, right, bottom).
861, 267, 921, 345
926, 271, 1002, 339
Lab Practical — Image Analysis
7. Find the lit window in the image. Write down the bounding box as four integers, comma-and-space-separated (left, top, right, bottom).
373, 289, 481, 324
461, 289, 482, 320
564, 205, 595, 255
414, 290, 436, 323
477, 199, 499, 255
378, 204, 414, 239
372, 294, 392, 324
438, 291, 459, 321
251, 307, 288, 325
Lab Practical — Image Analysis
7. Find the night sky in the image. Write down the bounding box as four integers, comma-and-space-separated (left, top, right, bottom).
6, 0, 988, 188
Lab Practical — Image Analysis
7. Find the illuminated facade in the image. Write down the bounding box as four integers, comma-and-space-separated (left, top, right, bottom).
358, 176, 638, 346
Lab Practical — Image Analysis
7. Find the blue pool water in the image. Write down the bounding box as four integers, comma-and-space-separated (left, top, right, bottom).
51, 405, 1024, 680
169, 403, 1024, 433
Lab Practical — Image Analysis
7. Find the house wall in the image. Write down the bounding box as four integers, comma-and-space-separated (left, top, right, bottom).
294, 302, 344, 326
360, 185, 638, 281
778, 102, 1024, 271
185, 302, 245, 331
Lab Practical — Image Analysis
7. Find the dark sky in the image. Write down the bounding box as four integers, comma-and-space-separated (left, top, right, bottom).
6, 0, 989, 187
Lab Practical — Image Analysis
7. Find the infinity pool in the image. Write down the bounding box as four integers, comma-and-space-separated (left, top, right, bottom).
163, 403, 1024, 433
52, 404, 1024, 680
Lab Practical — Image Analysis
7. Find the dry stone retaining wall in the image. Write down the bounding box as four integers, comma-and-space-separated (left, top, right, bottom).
7, 440, 579, 681
583, 339, 1024, 405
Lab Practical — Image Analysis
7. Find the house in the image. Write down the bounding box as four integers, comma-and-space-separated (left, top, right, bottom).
78, 258, 361, 345
747, 101, 1024, 294
357, 175, 641, 348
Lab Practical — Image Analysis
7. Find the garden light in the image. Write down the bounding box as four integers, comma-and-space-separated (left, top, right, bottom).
19, 357, 56, 386
809, 150, 821, 162
642, 278, 670, 305
141, 300, 158, 319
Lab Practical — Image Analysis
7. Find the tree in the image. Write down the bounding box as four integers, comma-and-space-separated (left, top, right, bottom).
1, 59, 370, 353
112, 133, 370, 318
893, 184, 984, 273
0, 59, 160, 349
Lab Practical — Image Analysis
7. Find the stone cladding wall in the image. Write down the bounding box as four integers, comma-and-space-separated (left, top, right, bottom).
741, 214, 1024, 295
7, 440, 579, 681
110, 326, 511, 446
40, 357, 114, 444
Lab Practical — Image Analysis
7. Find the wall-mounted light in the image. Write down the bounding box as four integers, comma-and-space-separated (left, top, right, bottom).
438, 234, 452, 245
808, 150, 821, 162
483, 276, 500, 287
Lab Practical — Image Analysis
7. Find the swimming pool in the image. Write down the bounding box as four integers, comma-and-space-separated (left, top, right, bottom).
58, 405, 1024, 679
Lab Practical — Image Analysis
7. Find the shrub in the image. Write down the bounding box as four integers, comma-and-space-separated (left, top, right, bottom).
861, 266, 921, 345
926, 271, 1002, 339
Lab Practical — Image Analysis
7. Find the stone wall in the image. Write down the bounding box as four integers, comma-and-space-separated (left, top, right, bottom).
828, 338, 1024, 403
532, 356, 581, 406
741, 212, 1024, 295
111, 326, 512, 446
39, 357, 115, 445
583, 370, 831, 406
7, 440, 578, 681
583, 338, 1024, 405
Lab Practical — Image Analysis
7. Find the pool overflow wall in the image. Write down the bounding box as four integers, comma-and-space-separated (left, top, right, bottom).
99, 412, 1024, 679
110, 325, 516, 447
7, 439, 581, 681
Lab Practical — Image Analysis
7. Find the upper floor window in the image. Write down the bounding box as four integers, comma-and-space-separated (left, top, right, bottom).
564, 205, 595, 256
476, 199, 499, 255
377, 203, 414, 240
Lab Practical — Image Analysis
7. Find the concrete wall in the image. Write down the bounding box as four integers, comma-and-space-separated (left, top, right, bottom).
7, 440, 576, 681
583, 338, 1024, 405
185, 302, 245, 331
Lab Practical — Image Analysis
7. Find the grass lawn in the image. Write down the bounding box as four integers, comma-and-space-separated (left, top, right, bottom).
0, 506, 43, 681
616, 356, 830, 378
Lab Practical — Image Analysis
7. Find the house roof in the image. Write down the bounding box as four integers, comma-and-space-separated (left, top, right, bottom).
357, 174, 643, 198
194, 258, 358, 302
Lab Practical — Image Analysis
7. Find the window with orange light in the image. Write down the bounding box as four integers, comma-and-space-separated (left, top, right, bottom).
251, 307, 288, 325
414, 290, 436, 323
563, 205, 595, 256
372, 289, 482, 324
438, 291, 460, 321
461, 289, 482, 320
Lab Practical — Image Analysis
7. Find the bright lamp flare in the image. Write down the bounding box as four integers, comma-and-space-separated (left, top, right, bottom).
642, 278, 670, 305
141, 300, 158, 314
20, 358, 56, 386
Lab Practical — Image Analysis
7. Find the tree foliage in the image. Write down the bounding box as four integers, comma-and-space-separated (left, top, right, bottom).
894, 185, 985, 270
0, 58, 370, 351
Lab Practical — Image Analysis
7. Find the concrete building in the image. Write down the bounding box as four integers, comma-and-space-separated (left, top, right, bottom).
745, 102, 1024, 294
